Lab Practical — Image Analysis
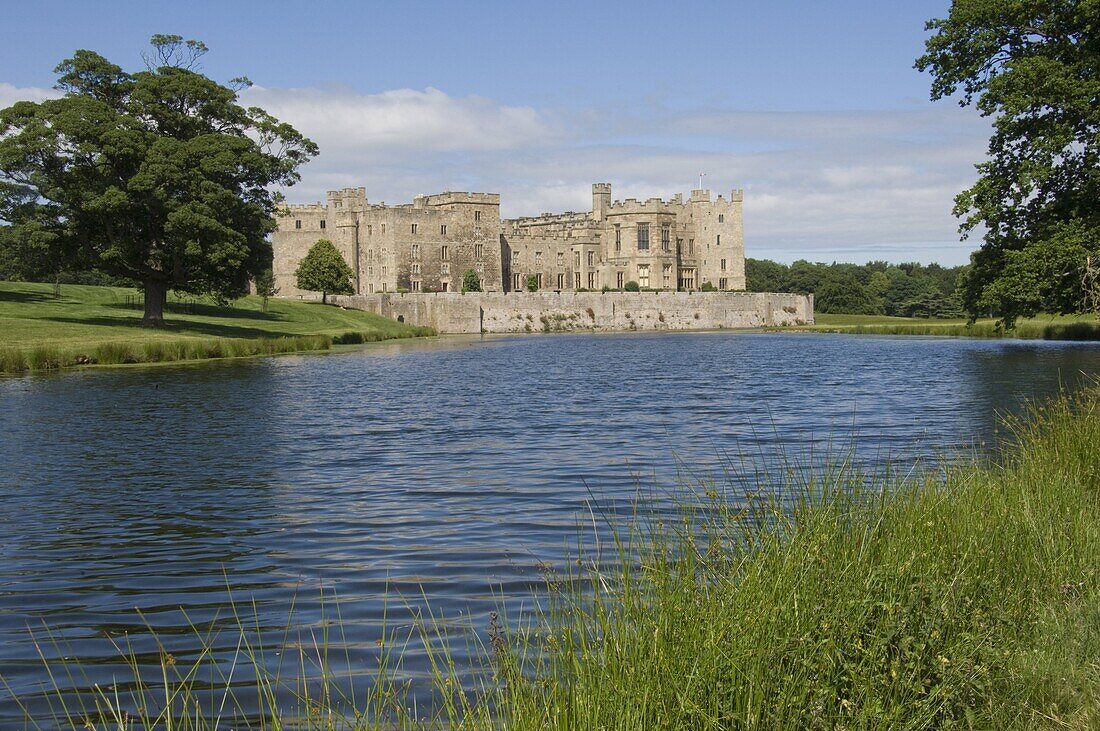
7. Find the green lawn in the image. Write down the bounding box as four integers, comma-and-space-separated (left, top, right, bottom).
0, 281, 429, 372
797, 312, 1100, 339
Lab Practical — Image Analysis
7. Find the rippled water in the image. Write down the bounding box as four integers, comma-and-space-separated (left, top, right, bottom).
2, 332, 1099, 723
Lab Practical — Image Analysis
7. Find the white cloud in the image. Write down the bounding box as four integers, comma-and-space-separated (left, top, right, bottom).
0, 83, 58, 108
1, 79, 992, 264
242, 86, 554, 153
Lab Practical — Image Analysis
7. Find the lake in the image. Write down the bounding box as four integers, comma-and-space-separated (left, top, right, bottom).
2, 332, 1099, 723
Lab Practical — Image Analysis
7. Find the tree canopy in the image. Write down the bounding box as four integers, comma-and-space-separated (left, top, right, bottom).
746, 258, 968, 317
461, 269, 482, 293
295, 239, 354, 303
917, 0, 1100, 324
0, 35, 317, 322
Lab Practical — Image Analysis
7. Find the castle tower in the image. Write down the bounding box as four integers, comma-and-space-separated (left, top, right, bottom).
592, 183, 612, 221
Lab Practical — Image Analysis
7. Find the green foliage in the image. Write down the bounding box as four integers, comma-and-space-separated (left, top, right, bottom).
461, 268, 482, 293
747, 258, 969, 318
0, 35, 317, 323
624, 280, 640, 292
917, 1, 1100, 324
525, 274, 539, 292
254, 268, 277, 312
699, 280, 716, 292
294, 239, 354, 303
815, 270, 881, 314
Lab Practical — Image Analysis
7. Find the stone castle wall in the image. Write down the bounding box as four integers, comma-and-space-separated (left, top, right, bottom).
328, 291, 814, 335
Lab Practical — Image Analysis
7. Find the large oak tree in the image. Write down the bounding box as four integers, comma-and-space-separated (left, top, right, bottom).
0, 35, 317, 323
917, 0, 1100, 324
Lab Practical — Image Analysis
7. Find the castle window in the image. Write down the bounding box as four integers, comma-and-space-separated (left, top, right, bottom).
294, 220, 301, 229
475, 243, 484, 260
717, 235, 721, 246
588, 271, 596, 289
476, 261, 484, 272
536, 273, 544, 289
574, 251, 580, 268
440, 224, 448, 236
557, 252, 564, 267
381, 224, 386, 234
661, 224, 670, 251
412, 279, 421, 292
368, 224, 373, 235
475, 210, 482, 222
441, 245, 450, 261
676, 238, 683, 254
574, 272, 581, 289
638, 265, 650, 288
381, 283, 386, 292
368, 266, 373, 276
720, 258, 727, 271
614, 224, 621, 252
442, 262, 451, 275
412, 244, 420, 259
557, 273, 565, 289
411, 223, 418, 234
368, 249, 374, 261
369, 283, 374, 293
474, 226, 482, 238
412, 263, 421, 275
382, 266, 387, 276
513, 273, 523, 290
535, 251, 543, 266
719, 278, 728, 290
719, 214, 725, 223
687, 239, 694, 256
637, 223, 649, 250
512, 251, 519, 266
587, 251, 594, 267
617, 271, 624, 289
320, 220, 326, 230
663, 264, 672, 286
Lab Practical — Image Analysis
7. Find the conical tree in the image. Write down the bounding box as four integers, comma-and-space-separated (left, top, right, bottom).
295, 239, 354, 304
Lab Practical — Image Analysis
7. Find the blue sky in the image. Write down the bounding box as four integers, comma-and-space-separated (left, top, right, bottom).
0, 0, 987, 264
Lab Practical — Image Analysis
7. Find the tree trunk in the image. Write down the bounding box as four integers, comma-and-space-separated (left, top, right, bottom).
143, 278, 168, 325
322, 291, 327, 305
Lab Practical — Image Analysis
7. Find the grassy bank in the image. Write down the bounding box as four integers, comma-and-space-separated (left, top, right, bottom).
0, 281, 433, 373
19, 388, 1099, 729
798, 312, 1100, 340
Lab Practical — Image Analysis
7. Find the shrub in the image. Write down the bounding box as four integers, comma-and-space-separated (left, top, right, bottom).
700, 281, 716, 291
624, 280, 640, 292
526, 275, 539, 292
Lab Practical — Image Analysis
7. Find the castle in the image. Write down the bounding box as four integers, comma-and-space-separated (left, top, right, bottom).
273, 184, 747, 297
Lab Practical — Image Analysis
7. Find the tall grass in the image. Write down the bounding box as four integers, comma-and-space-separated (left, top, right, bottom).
10, 389, 1099, 728
813, 319, 1100, 340
0, 335, 336, 375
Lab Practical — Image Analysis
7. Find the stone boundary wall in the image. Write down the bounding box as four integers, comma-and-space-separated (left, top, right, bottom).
325, 291, 814, 335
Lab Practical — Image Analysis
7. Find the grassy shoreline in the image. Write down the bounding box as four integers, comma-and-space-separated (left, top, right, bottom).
793, 312, 1100, 340
0, 281, 433, 374
18, 387, 1099, 729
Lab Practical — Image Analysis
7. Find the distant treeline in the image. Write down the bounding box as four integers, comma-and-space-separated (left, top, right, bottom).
747, 259, 969, 318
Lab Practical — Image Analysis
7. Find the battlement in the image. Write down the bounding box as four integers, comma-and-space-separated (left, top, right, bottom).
606, 197, 680, 215
328, 187, 367, 200
418, 191, 501, 207
282, 202, 326, 213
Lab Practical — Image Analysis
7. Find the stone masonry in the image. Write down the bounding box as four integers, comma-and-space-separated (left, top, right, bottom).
273, 184, 747, 298
328, 291, 814, 335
